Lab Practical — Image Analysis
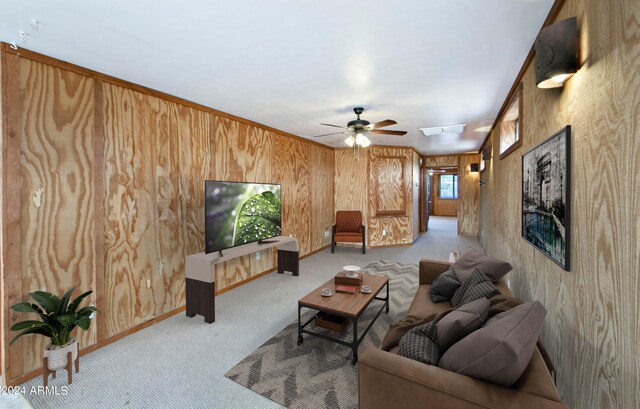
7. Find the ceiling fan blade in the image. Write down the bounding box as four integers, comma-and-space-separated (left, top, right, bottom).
370, 119, 397, 129
369, 129, 407, 136
320, 123, 347, 129
311, 131, 350, 138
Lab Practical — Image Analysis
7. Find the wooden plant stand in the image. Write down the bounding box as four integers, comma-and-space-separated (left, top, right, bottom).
43, 352, 80, 387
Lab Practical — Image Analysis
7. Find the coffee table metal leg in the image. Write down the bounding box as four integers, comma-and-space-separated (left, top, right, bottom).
352, 317, 358, 365
385, 281, 390, 313
297, 305, 304, 346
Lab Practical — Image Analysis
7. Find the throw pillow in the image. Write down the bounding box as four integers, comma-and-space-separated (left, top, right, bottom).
436, 298, 490, 351
450, 268, 500, 308
397, 321, 440, 365
429, 268, 461, 303
452, 248, 513, 282
438, 301, 547, 387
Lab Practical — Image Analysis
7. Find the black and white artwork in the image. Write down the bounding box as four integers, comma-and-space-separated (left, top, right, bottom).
522, 126, 570, 270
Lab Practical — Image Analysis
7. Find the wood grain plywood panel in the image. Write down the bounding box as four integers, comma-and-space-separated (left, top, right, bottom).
177, 107, 211, 267
310, 145, 334, 250
18, 59, 97, 372
334, 149, 368, 220
103, 83, 159, 337
373, 156, 406, 216
479, 1, 640, 407
273, 135, 311, 255
458, 154, 480, 235
2, 48, 23, 381
148, 96, 183, 317
0, 44, 4, 380
212, 115, 273, 183
368, 147, 413, 247
424, 155, 459, 168
412, 151, 420, 240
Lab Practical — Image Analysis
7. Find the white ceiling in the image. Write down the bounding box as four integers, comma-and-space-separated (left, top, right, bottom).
1, 0, 554, 155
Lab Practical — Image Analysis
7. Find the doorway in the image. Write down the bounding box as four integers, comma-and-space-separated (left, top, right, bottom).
429, 167, 459, 217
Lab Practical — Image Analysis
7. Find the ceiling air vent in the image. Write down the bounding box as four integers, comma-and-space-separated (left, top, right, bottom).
420, 124, 466, 136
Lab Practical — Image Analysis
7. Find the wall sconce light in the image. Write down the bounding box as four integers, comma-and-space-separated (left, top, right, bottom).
481, 145, 492, 161
470, 163, 479, 172
535, 17, 579, 89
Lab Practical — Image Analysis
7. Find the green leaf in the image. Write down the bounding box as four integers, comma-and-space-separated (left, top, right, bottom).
68, 290, 92, 313
12, 302, 40, 313
77, 316, 91, 331
77, 306, 98, 316
30, 291, 60, 314
10, 327, 54, 345
57, 287, 75, 316
56, 313, 78, 327
11, 320, 48, 331
232, 191, 281, 246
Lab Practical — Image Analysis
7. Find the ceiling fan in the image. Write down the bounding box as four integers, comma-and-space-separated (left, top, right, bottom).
312, 107, 407, 148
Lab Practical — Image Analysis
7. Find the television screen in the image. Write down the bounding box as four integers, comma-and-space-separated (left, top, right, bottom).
205, 181, 282, 254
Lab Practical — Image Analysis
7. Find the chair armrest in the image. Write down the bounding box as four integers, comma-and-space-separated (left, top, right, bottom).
358, 347, 567, 409
419, 259, 452, 285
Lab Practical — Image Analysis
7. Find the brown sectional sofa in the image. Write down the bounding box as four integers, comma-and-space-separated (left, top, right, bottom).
358, 259, 567, 409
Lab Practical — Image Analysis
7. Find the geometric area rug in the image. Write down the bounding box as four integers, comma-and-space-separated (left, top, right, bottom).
225, 260, 419, 409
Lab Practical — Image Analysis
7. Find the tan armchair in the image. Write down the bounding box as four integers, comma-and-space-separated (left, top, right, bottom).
332, 211, 366, 254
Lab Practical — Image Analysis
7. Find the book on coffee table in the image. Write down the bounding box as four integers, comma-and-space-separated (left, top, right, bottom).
335, 284, 357, 294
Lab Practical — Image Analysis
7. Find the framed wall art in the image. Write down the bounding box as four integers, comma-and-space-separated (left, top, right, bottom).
522, 126, 571, 270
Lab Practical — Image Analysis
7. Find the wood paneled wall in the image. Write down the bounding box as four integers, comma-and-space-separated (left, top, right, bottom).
479, 0, 639, 407
412, 152, 420, 241
334, 149, 369, 244
1, 47, 334, 382
368, 147, 415, 246
458, 154, 480, 235
0, 41, 5, 384
334, 147, 419, 247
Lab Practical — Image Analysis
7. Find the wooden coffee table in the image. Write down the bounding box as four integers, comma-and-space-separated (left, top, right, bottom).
297, 273, 389, 364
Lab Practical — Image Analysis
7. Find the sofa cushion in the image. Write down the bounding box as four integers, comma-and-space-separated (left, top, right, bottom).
428, 268, 461, 303
438, 301, 547, 387
452, 248, 513, 282
450, 268, 500, 307
436, 298, 490, 351
397, 321, 440, 365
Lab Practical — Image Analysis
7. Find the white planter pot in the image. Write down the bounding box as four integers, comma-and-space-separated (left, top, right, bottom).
44, 338, 78, 371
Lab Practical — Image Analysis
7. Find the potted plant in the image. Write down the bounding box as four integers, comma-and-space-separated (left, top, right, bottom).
10, 288, 97, 371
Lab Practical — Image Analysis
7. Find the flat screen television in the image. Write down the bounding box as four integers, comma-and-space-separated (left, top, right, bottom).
205, 181, 282, 254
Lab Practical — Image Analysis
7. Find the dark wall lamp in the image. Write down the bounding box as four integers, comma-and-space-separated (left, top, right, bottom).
535, 17, 579, 89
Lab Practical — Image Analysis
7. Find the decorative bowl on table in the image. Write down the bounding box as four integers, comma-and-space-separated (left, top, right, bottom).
342, 265, 361, 278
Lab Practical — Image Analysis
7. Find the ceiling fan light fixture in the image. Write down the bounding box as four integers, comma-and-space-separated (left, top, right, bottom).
344, 135, 355, 147
355, 132, 366, 145
360, 136, 371, 148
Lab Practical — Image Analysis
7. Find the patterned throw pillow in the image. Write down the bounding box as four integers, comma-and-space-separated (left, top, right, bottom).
429, 268, 461, 303
397, 321, 440, 365
450, 268, 500, 308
